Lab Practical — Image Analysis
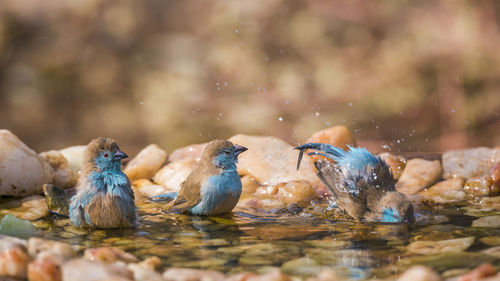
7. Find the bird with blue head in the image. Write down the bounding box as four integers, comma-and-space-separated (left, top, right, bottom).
167, 139, 247, 216
296, 143, 414, 223
69, 137, 136, 228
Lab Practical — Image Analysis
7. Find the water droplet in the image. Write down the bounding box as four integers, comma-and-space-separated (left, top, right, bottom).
278, 117, 283, 122
234, 29, 239, 33
326, 121, 332, 126
216, 87, 221, 91
348, 102, 353, 106
139, 101, 143, 105
315, 112, 320, 116
216, 82, 220, 86
224, 82, 228, 86
285, 99, 290, 105
451, 109, 455, 113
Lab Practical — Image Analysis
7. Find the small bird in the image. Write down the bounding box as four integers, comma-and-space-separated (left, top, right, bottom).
69, 137, 136, 228
296, 143, 414, 223
167, 139, 247, 216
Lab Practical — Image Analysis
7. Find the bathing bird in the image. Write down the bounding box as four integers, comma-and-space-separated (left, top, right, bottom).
69, 137, 136, 228
296, 143, 414, 223
167, 139, 247, 216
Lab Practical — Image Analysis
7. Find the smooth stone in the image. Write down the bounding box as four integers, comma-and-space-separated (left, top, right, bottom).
58, 145, 86, 176
0, 214, 37, 239
132, 179, 170, 198
0, 235, 30, 279
61, 258, 133, 281
43, 184, 70, 216
124, 144, 168, 182
395, 266, 441, 281
28, 237, 76, 260
306, 126, 357, 152
379, 153, 407, 180
472, 216, 500, 228
229, 134, 320, 187
28, 251, 63, 281
443, 147, 500, 179
39, 150, 76, 188
168, 143, 207, 163
396, 159, 442, 195
0, 195, 49, 221
0, 130, 53, 197
162, 268, 225, 281
480, 236, 500, 246
481, 246, 500, 258
84, 247, 138, 264
407, 237, 474, 255
281, 257, 321, 277
252, 180, 317, 205
418, 178, 466, 203
153, 158, 199, 192
464, 176, 500, 198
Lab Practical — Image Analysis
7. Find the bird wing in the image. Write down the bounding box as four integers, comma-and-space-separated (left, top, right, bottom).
168, 171, 202, 213
315, 161, 368, 220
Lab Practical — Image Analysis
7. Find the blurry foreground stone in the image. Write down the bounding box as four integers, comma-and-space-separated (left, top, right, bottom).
61, 258, 133, 281
163, 268, 225, 281
0, 214, 37, 239
0, 130, 53, 197
84, 247, 138, 264
0, 235, 29, 279
396, 159, 442, 195
456, 263, 498, 281
124, 144, 167, 182
396, 266, 441, 281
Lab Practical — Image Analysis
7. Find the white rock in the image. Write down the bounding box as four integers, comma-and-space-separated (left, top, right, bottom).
39, 150, 76, 188
124, 144, 168, 182
0, 130, 53, 197
229, 135, 320, 187
58, 145, 86, 177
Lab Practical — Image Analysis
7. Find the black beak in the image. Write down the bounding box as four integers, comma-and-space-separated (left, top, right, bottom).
234, 145, 248, 157
113, 149, 128, 161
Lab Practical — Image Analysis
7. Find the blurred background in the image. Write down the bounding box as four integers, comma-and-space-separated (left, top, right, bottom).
0, 0, 499, 155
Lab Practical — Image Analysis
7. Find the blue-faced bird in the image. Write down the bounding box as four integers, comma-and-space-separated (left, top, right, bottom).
296, 143, 414, 223
69, 137, 136, 228
167, 139, 247, 216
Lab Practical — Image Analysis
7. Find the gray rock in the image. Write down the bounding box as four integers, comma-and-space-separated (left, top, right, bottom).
442, 147, 500, 179
471, 215, 500, 228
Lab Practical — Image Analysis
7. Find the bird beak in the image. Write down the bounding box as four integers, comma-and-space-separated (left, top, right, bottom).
233, 145, 248, 157
113, 149, 128, 161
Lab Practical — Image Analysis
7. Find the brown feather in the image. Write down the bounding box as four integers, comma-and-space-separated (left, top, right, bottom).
81, 137, 120, 175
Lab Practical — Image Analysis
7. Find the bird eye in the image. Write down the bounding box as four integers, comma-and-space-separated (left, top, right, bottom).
223, 150, 231, 155
103, 153, 109, 158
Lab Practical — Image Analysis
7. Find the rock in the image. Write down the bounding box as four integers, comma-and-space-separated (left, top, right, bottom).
472, 216, 500, 228
132, 179, 170, 198
124, 144, 168, 182
0, 235, 29, 279
281, 257, 321, 277
228, 270, 291, 281
43, 184, 70, 216
241, 175, 262, 194
127, 263, 164, 281
379, 153, 407, 180
58, 145, 86, 176
396, 159, 442, 195
0, 130, 53, 197
28, 251, 63, 281
27, 238, 75, 260
0, 214, 37, 238
61, 259, 133, 281
492, 162, 500, 190
39, 150, 76, 188
464, 176, 500, 198
1, 195, 49, 221
168, 143, 207, 163
305, 269, 339, 281
253, 180, 317, 205
153, 158, 199, 192
443, 147, 500, 179
162, 268, 225, 281
481, 247, 500, 258
229, 135, 320, 187
419, 178, 466, 203
84, 247, 138, 264
407, 237, 475, 255
305, 126, 357, 152
396, 266, 441, 281
457, 263, 498, 281
480, 236, 500, 246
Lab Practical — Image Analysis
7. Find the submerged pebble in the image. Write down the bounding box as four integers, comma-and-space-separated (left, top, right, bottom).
396, 159, 442, 195
407, 237, 474, 255
0, 214, 37, 238
471, 216, 500, 228
0, 195, 49, 221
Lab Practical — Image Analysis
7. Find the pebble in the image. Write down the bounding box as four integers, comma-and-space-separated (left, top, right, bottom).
61, 258, 133, 281
229, 134, 320, 187
39, 150, 76, 188
0, 130, 53, 197
163, 268, 225, 281
407, 237, 475, 255
471, 216, 500, 228
443, 147, 500, 179
124, 144, 168, 182
0, 235, 30, 279
0, 214, 37, 239
396, 159, 442, 195
395, 265, 441, 281
419, 178, 465, 203
1, 195, 49, 221
481, 246, 500, 258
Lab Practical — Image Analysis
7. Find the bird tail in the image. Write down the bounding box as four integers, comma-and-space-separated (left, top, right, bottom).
295, 143, 347, 170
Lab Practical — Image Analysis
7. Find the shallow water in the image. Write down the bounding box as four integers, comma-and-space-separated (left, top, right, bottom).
33, 196, 500, 280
